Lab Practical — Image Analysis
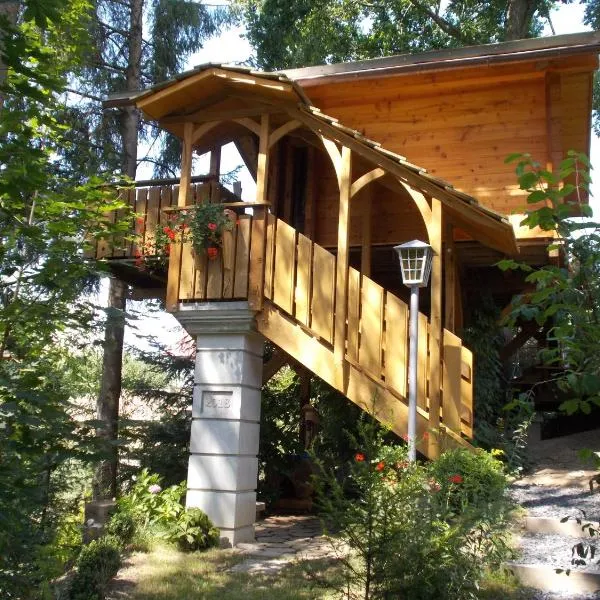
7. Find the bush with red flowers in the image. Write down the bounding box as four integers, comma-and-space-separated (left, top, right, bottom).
313, 415, 512, 600
186, 202, 235, 255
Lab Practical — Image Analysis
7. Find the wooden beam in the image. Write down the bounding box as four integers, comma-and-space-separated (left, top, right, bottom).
268, 119, 302, 149
191, 120, 222, 145
350, 168, 386, 199
361, 186, 372, 277
444, 221, 456, 332
233, 117, 261, 136
319, 135, 342, 185
288, 107, 517, 255
166, 122, 193, 311
209, 146, 221, 203
282, 141, 294, 223
304, 147, 316, 240
178, 122, 194, 207
248, 114, 270, 311
428, 196, 443, 459
334, 146, 352, 389
162, 106, 276, 124
396, 179, 432, 236
235, 135, 258, 181
262, 349, 288, 384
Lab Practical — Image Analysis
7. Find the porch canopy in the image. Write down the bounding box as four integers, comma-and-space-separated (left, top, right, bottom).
106, 64, 517, 257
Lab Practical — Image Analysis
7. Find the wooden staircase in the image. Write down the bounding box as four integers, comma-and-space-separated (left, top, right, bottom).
164, 207, 474, 459
90, 188, 474, 459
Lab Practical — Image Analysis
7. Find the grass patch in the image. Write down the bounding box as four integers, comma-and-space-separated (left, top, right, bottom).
478, 567, 537, 600
108, 544, 342, 600
108, 545, 538, 600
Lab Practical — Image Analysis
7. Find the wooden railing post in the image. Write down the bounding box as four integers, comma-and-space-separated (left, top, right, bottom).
166, 122, 193, 312
428, 196, 442, 458
334, 146, 352, 388
248, 114, 270, 311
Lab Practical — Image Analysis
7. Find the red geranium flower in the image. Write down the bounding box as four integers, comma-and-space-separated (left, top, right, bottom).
355, 453, 365, 462
376, 461, 385, 471
207, 247, 218, 260
136, 217, 145, 226
448, 474, 463, 484
207, 222, 217, 231
163, 226, 176, 241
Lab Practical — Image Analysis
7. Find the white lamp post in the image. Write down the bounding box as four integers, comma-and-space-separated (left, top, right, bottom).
393, 240, 433, 462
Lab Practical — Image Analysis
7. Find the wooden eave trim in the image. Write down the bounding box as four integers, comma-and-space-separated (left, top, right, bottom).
290, 43, 600, 88
136, 67, 297, 119
288, 106, 517, 255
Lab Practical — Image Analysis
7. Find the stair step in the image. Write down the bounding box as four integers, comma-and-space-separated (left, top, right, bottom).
508, 563, 600, 595
525, 516, 597, 538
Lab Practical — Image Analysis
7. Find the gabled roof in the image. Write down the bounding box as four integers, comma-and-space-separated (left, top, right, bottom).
100, 32, 600, 255
106, 63, 517, 254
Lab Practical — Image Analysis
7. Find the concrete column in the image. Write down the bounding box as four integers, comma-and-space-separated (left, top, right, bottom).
175, 302, 263, 546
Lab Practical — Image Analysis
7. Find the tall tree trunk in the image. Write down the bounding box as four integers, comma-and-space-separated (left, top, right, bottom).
93, 0, 143, 500
505, 0, 538, 40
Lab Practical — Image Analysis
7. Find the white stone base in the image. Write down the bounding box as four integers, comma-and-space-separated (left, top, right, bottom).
175, 302, 263, 548
219, 525, 255, 547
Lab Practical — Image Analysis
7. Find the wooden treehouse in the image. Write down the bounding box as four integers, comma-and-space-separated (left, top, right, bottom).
97, 32, 599, 464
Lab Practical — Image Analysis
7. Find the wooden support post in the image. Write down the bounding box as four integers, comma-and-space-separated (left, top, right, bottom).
282, 141, 294, 223
428, 196, 442, 458
361, 187, 372, 277
304, 147, 316, 240
167, 122, 193, 311
444, 222, 456, 333
334, 146, 352, 389
209, 145, 221, 203
248, 114, 270, 311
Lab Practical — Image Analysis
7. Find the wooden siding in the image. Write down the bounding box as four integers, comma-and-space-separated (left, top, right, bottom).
306, 61, 593, 220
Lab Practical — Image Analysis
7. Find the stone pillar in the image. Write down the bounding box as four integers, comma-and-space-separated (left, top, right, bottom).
175, 302, 263, 546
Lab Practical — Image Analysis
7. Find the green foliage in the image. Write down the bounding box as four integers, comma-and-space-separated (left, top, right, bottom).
105, 510, 136, 546
69, 0, 230, 177
68, 536, 122, 600
257, 362, 363, 505
168, 508, 220, 553
461, 298, 534, 474
117, 469, 186, 530
232, 0, 547, 71
429, 447, 508, 513
112, 470, 219, 554
502, 152, 600, 417
119, 340, 194, 487
314, 417, 512, 599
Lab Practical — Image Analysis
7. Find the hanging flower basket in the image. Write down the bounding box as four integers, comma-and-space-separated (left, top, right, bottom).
187, 203, 235, 259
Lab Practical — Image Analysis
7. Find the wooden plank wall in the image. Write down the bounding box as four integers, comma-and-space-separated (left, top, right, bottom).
177, 214, 252, 301
94, 183, 210, 260
305, 59, 593, 221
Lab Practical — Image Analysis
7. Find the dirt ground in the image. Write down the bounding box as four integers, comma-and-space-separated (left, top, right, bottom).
520, 422, 600, 489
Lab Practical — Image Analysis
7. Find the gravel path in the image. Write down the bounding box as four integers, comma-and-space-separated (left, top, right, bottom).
509, 482, 600, 521
508, 424, 600, 599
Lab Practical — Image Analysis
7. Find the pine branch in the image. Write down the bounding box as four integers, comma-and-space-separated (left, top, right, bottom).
65, 87, 103, 102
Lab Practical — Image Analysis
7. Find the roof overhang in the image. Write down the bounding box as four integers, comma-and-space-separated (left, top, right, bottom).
282, 30, 600, 86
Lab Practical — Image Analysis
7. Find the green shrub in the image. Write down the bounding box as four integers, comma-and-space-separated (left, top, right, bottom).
68, 536, 121, 600
117, 469, 186, 531
314, 417, 513, 600
428, 447, 508, 515
168, 508, 220, 552
105, 510, 136, 545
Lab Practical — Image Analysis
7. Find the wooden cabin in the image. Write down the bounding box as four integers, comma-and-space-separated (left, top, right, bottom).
98, 32, 600, 460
